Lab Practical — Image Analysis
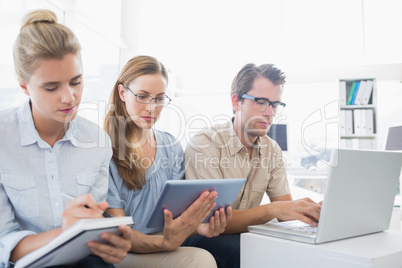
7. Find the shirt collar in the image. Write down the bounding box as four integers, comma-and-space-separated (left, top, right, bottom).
255, 136, 263, 155
18, 99, 41, 146
64, 120, 79, 147
226, 117, 263, 156
224, 118, 244, 156
18, 98, 79, 147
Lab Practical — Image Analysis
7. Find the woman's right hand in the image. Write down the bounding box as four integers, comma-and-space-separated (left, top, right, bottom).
161, 191, 217, 250
61, 194, 109, 231
11, 194, 109, 262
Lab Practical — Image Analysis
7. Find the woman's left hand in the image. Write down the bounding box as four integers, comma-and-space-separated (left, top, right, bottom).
197, 206, 232, 238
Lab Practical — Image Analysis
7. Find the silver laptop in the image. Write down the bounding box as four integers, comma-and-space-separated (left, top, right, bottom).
385, 125, 402, 206
248, 149, 402, 244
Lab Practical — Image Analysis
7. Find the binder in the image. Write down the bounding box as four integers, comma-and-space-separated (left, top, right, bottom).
347, 82, 357, 105
353, 109, 362, 135
345, 139, 353, 148
366, 109, 374, 135
339, 81, 347, 106
340, 110, 346, 136
359, 139, 373, 149
360, 109, 367, 134
345, 110, 353, 135
340, 138, 346, 148
352, 138, 359, 149
354, 80, 366, 105
350, 81, 360, 105
361, 80, 374, 105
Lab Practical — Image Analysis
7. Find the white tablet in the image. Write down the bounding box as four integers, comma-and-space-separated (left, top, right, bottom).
146, 178, 246, 229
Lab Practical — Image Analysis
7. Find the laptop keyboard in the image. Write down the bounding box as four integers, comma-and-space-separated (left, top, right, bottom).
292, 225, 318, 234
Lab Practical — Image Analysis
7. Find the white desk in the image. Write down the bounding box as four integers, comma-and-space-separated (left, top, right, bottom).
241, 209, 402, 268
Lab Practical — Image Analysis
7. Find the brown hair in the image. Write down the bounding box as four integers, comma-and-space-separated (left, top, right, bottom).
13, 9, 81, 83
104, 55, 168, 190
230, 63, 286, 114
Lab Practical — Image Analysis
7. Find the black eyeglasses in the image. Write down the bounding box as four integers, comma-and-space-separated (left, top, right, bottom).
125, 86, 171, 106
242, 94, 286, 113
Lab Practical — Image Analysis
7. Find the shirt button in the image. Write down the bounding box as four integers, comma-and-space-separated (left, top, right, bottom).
55, 202, 60, 207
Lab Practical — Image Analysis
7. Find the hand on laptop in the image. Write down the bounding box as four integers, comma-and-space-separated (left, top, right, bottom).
272, 197, 321, 227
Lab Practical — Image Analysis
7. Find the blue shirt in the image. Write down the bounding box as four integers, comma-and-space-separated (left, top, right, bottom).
107, 130, 185, 234
0, 99, 112, 268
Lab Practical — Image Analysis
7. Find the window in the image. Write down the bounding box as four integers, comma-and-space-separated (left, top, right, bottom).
0, 0, 122, 125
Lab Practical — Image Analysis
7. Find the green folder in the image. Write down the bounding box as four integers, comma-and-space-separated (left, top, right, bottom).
347, 82, 357, 105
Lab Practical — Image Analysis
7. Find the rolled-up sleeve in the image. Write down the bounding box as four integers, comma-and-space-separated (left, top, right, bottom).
0, 230, 36, 268
265, 145, 290, 198
0, 183, 36, 268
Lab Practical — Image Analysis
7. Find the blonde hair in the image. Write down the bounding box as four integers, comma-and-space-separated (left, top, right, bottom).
13, 9, 81, 83
104, 55, 168, 190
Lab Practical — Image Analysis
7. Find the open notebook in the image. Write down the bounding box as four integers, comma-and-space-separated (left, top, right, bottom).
248, 149, 402, 244
15, 216, 134, 268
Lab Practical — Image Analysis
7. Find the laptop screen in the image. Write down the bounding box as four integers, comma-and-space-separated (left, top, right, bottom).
385, 126, 402, 197
267, 124, 288, 151
385, 126, 402, 151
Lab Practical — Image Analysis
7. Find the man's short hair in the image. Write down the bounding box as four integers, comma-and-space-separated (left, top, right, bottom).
230, 63, 286, 100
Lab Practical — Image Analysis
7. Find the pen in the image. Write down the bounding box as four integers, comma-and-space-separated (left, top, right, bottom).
61, 192, 113, 218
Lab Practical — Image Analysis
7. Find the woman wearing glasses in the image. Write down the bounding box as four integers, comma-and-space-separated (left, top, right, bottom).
103, 55, 231, 267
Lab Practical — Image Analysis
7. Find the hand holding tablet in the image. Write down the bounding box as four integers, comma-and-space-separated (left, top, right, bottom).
146, 178, 246, 229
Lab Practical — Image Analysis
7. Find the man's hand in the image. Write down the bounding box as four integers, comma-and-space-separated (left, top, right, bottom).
273, 197, 321, 226
197, 206, 232, 237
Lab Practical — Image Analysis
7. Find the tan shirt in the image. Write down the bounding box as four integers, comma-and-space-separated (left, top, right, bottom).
185, 120, 290, 210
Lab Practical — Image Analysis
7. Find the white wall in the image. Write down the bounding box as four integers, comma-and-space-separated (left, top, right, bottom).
155, 78, 402, 170
118, 0, 402, 167
1, 0, 401, 161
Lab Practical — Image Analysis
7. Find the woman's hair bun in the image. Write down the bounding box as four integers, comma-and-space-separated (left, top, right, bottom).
21, 9, 57, 28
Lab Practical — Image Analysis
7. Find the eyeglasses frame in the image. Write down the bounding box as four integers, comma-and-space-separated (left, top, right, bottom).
241, 94, 286, 112
124, 86, 171, 106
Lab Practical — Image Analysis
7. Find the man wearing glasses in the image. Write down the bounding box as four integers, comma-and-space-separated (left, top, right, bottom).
183, 63, 321, 268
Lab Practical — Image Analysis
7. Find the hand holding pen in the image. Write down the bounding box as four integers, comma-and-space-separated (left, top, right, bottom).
62, 192, 113, 218
61, 193, 113, 231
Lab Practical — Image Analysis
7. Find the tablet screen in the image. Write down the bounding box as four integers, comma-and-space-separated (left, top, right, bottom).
146, 178, 246, 229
